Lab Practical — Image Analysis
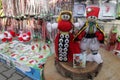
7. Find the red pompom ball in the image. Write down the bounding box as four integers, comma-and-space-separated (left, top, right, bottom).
18, 37, 23, 41
2, 38, 7, 42
58, 20, 72, 32
10, 30, 16, 37
27, 32, 31, 36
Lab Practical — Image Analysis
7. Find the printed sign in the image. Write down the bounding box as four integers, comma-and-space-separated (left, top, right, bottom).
99, 3, 117, 19
73, 53, 86, 68
73, 3, 86, 17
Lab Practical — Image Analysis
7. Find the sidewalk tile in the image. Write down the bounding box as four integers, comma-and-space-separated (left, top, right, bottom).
0, 74, 7, 80
7, 73, 23, 80
2, 69, 15, 78
0, 66, 8, 73
23, 77, 32, 80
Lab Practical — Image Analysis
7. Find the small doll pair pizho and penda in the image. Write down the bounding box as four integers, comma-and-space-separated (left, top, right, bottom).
53, 6, 104, 64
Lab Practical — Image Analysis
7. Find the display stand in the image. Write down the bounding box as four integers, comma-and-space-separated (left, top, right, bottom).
43, 55, 102, 80
43, 55, 71, 80
55, 61, 102, 80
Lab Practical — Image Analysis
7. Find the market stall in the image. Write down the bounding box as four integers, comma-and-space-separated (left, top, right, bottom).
0, 40, 51, 80
0, 0, 52, 80
0, 0, 120, 80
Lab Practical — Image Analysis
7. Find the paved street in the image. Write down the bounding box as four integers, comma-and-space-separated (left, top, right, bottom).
0, 62, 32, 80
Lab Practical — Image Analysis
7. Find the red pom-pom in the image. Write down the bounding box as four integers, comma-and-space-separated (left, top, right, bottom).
23, 36, 30, 42
18, 37, 23, 41
58, 20, 72, 32
7, 38, 12, 42
2, 38, 6, 42
27, 37, 31, 41
16, 33, 19, 36
27, 32, 31, 36
10, 30, 16, 37
4, 33, 8, 37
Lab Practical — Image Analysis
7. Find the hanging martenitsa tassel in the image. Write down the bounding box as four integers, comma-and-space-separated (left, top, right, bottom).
24, 0, 28, 16
2, 0, 15, 31
0, 18, 16, 42
14, 0, 24, 17
13, 0, 21, 38
1, 0, 7, 17
41, 20, 47, 42
25, 0, 35, 16
6, 0, 14, 17
26, 18, 34, 40
35, 0, 40, 15
25, 0, 36, 41
19, 0, 25, 17
17, 19, 31, 42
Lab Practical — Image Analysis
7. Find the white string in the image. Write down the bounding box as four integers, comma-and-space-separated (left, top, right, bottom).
20, 0, 24, 16
25, 0, 30, 15
1, 0, 6, 15
15, 0, 19, 16
1, 0, 49, 17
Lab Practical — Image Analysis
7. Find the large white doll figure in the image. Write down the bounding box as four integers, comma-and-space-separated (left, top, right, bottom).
74, 6, 104, 64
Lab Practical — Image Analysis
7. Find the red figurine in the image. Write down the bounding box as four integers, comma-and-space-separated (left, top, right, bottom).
55, 11, 81, 62
114, 35, 120, 56
74, 6, 104, 64
106, 26, 117, 51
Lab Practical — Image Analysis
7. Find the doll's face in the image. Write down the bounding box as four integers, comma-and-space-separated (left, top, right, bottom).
88, 16, 97, 22
61, 13, 71, 21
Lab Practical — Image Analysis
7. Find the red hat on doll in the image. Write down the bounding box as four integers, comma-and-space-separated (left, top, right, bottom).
86, 6, 100, 18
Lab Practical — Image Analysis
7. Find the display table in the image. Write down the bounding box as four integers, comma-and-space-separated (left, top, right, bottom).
43, 55, 102, 80
0, 40, 51, 80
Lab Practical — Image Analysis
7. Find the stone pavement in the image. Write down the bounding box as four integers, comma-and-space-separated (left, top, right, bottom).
0, 62, 32, 80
